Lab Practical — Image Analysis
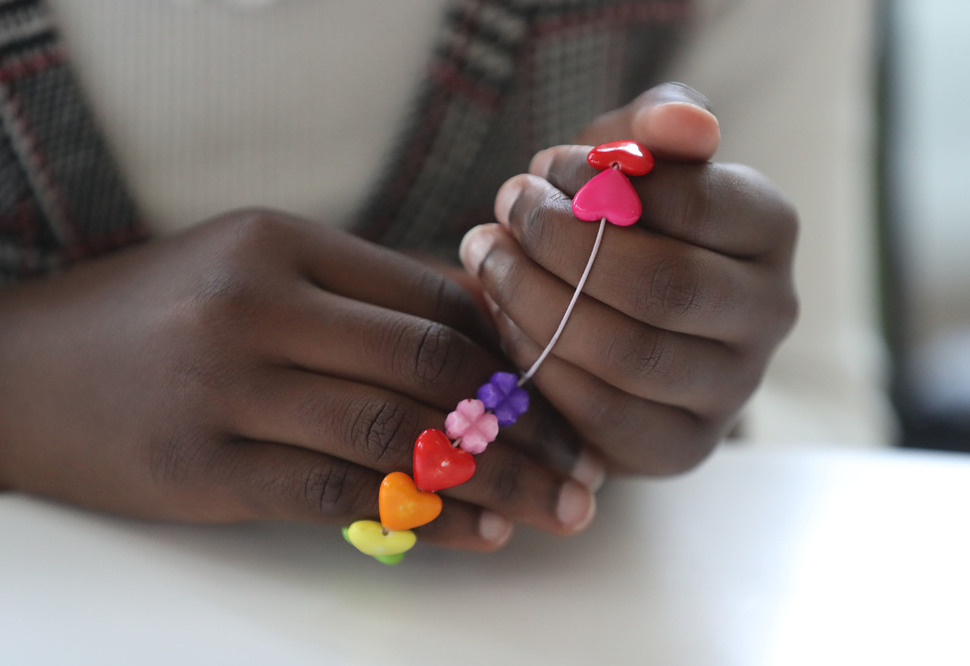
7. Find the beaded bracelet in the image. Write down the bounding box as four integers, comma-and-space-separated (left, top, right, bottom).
342, 140, 654, 564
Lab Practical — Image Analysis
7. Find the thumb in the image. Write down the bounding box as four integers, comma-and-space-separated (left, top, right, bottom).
577, 82, 720, 162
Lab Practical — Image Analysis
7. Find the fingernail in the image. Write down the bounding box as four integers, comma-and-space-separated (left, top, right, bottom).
638, 102, 719, 134
459, 225, 494, 275
571, 449, 607, 492
634, 102, 720, 159
493, 177, 524, 227
556, 481, 596, 533
479, 510, 514, 545
649, 100, 718, 121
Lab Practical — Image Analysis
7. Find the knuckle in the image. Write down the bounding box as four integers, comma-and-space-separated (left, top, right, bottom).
420, 270, 483, 334
667, 164, 716, 243
744, 166, 801, 248
484, 458, 525, 505
620, 417, 722, 477
300, 460, 369, 518
748, 274, 799, 348
574, 389, 633, 436
602, 326, 679, 387
772, 283, 800, 340
774, 196, 800, 248
183, 231, 282, 327
668, 423, 723, 474
637, 254, 705, 320
519, 189, 568, 250
187, 274, 257, 332
727, 164, 801, 257
425, 270, 459, 315
174, 348, 246, 399
347, 396, 418, 466
149, 430, 210, 486
175, 213, 299, 355
220, 207, 293, 248
410, 321, 465, 389
166, 294, 254, 393
479, 240, 524, 298
199, 208, 295, 272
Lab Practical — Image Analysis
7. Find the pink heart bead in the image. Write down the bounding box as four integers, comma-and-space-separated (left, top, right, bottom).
445, 399, 499, 455
571, 167, 642, 227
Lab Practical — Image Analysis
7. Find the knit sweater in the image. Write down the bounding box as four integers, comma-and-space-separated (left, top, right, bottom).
0, 0, 690, 283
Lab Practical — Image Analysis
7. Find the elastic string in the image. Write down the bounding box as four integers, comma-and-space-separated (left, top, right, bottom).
518, 217, 607, 386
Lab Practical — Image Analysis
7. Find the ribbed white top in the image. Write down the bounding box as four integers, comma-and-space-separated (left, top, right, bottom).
45, 0, 447, 233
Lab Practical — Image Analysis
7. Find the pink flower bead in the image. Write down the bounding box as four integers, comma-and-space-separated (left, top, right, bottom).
445, 399, 499, 455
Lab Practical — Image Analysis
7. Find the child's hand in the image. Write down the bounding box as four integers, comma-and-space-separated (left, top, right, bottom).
0, 210, 601, 550
459, 84, 798, 474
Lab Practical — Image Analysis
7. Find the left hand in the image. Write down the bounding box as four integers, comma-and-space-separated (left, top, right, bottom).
458, 83, 798, 475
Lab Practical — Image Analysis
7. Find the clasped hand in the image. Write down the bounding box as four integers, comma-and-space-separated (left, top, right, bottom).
460, 82, 798, 475
0, 83, 797, 552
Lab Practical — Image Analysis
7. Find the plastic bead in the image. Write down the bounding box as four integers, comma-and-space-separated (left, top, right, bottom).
476, 372, 529, 427
571, 167, 641, 227
343, 139, 649, 562
343, 520, 417, 557
412, 428, 477, 491
586, 140, 654, 176
379, 471, 443, 531
445, 399, 499, 454
373, 553, 406, 565
342, 527, 407, 565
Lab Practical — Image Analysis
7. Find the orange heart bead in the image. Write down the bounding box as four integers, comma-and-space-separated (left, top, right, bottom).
379, 471, 443, 531
572, 167, 642, 226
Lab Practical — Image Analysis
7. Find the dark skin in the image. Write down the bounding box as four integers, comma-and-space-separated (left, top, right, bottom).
0, 212, 595, 551
0, 84, 797, 551
462, 84, 798, 475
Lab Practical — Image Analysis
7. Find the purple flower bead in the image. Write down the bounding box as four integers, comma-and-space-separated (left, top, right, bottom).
476, 371, 529, 427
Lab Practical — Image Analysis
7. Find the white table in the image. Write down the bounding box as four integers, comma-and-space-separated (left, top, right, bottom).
3, 445, 969, 665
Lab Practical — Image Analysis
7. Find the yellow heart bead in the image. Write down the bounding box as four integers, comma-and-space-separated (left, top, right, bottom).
344, 520, 416, 557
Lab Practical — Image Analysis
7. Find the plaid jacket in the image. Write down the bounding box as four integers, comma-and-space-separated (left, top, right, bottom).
0, 0, 691, 283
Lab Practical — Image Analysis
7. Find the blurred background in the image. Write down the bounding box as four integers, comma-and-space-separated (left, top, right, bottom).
882, 0, 970, 451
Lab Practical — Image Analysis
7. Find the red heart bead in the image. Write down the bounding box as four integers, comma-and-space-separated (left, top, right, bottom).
572, 167, 642, 227
413, 428, 477, 492
587, 140, 654, 176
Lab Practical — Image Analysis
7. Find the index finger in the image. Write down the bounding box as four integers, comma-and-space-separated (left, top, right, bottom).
528, 145, 798, 263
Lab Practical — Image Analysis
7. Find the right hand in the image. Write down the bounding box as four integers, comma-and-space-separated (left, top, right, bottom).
0, 209, 601, 551
461, 83, 797, 475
